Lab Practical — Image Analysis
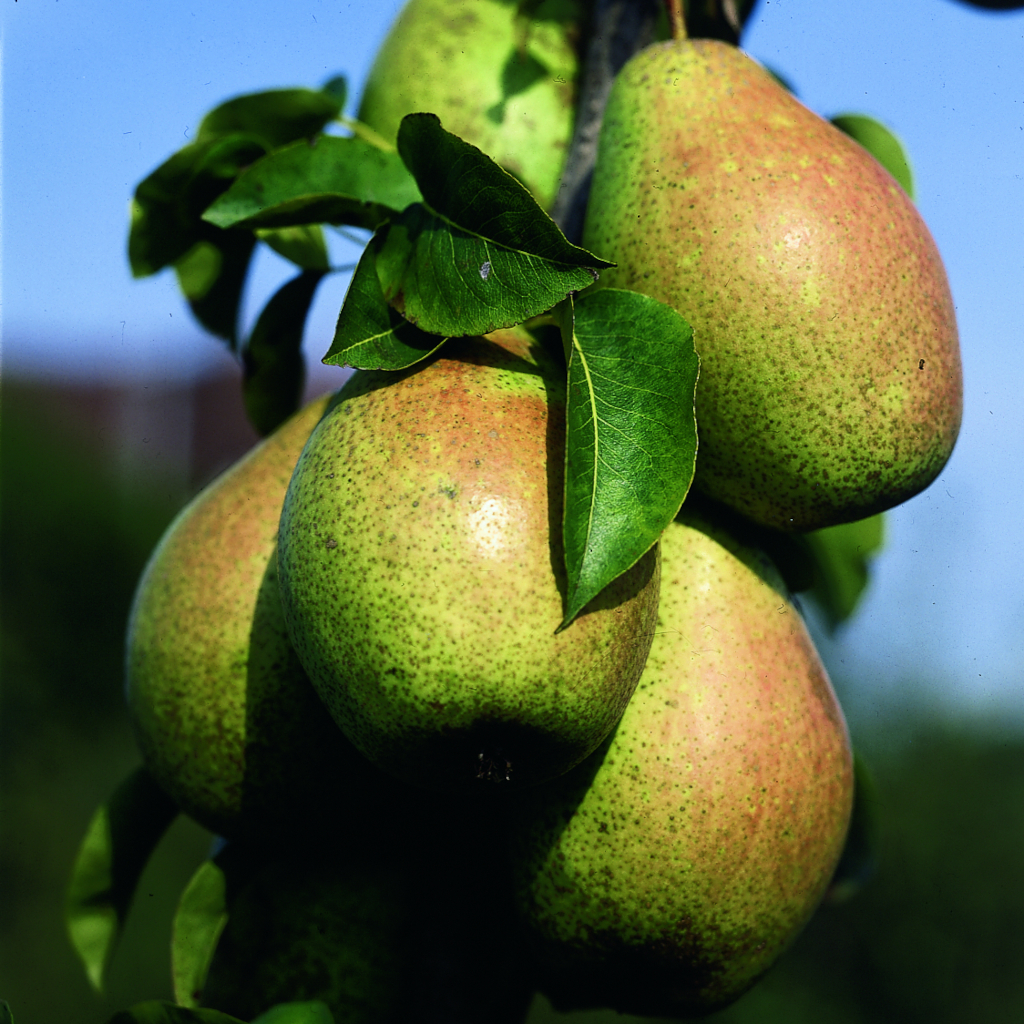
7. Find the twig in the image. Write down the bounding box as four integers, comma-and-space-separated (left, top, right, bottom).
551, 0, 664, 245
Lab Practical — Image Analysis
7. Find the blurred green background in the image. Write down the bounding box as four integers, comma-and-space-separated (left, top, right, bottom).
3, 373, 1024, 1024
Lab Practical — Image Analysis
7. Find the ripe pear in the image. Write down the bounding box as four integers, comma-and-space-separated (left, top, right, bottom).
582, 39, 962, 531
357, 0, 584, 209
126, 394, 361, 838
508, 508, 853, 1017
277, 328, 661, 791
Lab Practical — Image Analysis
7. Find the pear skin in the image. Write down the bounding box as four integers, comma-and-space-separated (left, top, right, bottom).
582, 39, 962, 531
357, 0, 584, 210
126, 394, 359, 838
277, 328, 661, 791
509, 509, 853, 1016
201, 800, 534, 1024
201, 838, 409, 1022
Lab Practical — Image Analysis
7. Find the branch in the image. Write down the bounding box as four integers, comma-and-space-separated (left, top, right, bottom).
551, 0, 664, 245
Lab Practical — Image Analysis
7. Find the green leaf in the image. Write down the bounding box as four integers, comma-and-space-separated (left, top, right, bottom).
0, 1000, 13, 1024
373, 113, 610, 337
323, 229, 448, 371
176, 231, 257, 348
251, 1003, 335, 1024
321, 75, 347, 109
172, 859, 229, 1009
197, 87, 343, 151
129, 144, 209, 276
174, 240, 224, 300
243, 270, 326, 436
256, 225, 330, 272
831, 114, 915, 199
65, 767, 179, 993
106, 1003, 243, 1024
130, 135, 266, 277
131, 134, 262, 347
803, 513, 886, 629
202, 136, 422, 231
560, 289, 700, 627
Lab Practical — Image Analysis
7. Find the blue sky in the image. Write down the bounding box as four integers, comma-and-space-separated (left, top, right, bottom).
2, 0, 1023, 727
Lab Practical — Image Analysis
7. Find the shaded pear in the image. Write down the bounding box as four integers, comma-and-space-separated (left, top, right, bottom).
200, 838, 408, 1022
508, 508, 853, 1017
126, 394, 358, 838
357, 0, 584, 210
277, 328, 661, 791
200, 801, 534, 1024
582, 39, 962, 531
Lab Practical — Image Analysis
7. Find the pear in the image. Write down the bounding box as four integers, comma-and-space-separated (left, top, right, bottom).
357, 0, 584, 210
126, 394, 360, 838
277, 328, 661, 791
508, 508, 854, 1017
200, 835, 409, 1021
201, 802, 534, 1023
582, 39, 962, 531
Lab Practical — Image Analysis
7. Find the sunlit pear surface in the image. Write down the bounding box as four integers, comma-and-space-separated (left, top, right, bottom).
582, 38, 963, 531
125, 395, 357, 838
277, 327, 661, 791
510, 509, 854, 1017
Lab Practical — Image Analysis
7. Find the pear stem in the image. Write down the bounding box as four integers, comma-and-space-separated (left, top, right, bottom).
338, 115, 396, 152
667, 0, 688, 40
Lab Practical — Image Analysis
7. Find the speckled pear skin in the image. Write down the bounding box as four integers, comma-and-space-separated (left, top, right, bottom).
125, 394, 361, 838
582, 39, 962, 532
277, 328, 661, 791
202, 797, 534, 1023
201, 839, 409, 1021
357, 0, 583, 210
508, 509, 853, 1017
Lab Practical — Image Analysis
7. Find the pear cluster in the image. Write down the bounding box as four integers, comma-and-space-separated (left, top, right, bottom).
128, 331, 851, 1021
121, 3, 968, 1021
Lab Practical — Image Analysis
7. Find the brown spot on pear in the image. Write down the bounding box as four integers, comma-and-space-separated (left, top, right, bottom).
277, 328, 661, 791
582, 39, 962, 530
509, 507, 853, 1017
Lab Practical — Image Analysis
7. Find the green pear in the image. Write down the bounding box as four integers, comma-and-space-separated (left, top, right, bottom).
277, 328, 661, 791
200, 837, 409, 1022
200, 803, 534, 1023
126, 394, 360, 838
582, 39, 962, 531
508, 508, 853, 1017
357, 0, 584, 210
